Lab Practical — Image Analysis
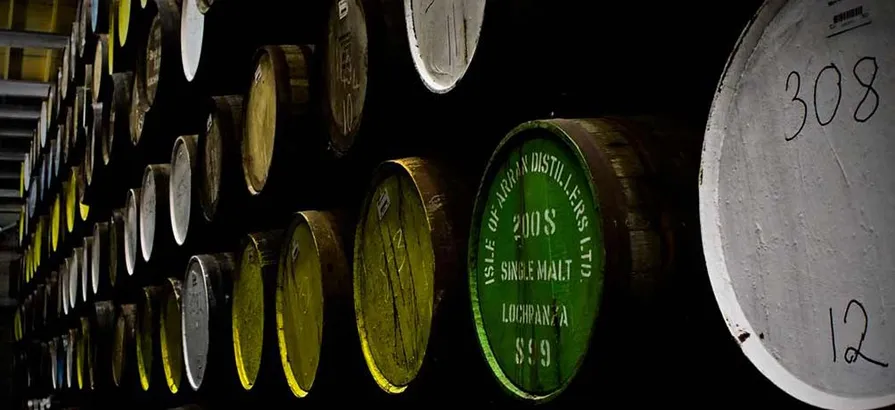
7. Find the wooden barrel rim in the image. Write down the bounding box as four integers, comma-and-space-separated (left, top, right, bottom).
124, 188, 142, 275
160, 277, 184, 394
170, 135, 198, 246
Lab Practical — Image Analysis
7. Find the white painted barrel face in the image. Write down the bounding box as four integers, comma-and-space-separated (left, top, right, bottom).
61, 263, 69, 316
140, 170, 157, 262
69, 251, 80, 309
171, 136, 196, 246
91, 226, 101, 295
182, 256, 210, 390
81, 238, 92, 302
404, 0, 485, 93
124, 189, 140, 275
181, 0, 204, 82
700, 1, 895, 409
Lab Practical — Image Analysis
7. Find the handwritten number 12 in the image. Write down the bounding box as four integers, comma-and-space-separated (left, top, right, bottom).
830, 299, 889, 368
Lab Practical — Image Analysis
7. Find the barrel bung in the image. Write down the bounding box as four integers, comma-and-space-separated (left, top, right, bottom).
700, 1, 895, 408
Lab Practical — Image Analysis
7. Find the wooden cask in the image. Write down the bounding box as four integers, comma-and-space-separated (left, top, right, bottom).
231, 231, 285, 392
80, 238, 94, 305
124, 188, 143, 276
91, 222, 113, 300
108, 209, 135, 294
276, 210, 370, 400
91, 0, 110, 34
242, 45, 319, 201
85, 102, 108, 192
700, 1, 895, 408
160, 277, 185, 394
112, 303, 138, 388
180, 0, 325, 95
68, 249, 82, 312
353, 157, 478, 396
93, 35, 112, 103
199, 96, 248, 225
140, 164, 175, 262
77, 0, 95, 61
49, 338, 59, 391
77, 316, 92, 390
170, 135, 199, 246
65, 329, 76, 389
61, 44, 72, 101
91, 301, 117, 389
181, 253, 237, 392
136, 285, 164, 391
60, 258, 71, 317
106, 72, 135, 166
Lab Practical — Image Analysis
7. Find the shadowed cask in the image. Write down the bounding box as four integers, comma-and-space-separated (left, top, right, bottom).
124, 188, 142, 276
140, 164, 176, 263
112, 303, 138, 389
106, 72, 136, 165
700, 1, 895, 408
199, 96, 249, 225
181, 253, 237, 392
353, 158, 475, 395
242, 45, 317, 205
93, 35, 112, 103
91, 222, 113, 300
277, 210, 368, 399
108, 209, 133, 294
137, 285, 165, 392
78, 316, 93, 390
232, 231, 285, 393
160, 278, 186, 394
92, 301, 117, 388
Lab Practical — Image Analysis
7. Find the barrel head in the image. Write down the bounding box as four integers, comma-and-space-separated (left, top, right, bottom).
161, 278, 184, 394
700, 0, 895, 408
124, 188, 141, 275
403, 0, 484, 93
325, 0, 368, 156
183, 255, 211, 390
277, 212, 326, 397
232, 237, 269, 390
243, 50, 278, 195
180, 0, 204, 82
171, 135, 198, 246
354, 159, 437, 393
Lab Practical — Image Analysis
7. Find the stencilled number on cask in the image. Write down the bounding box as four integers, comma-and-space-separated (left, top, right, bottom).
515, 337, 551, 368
784, 56, 880, 141
337, 30, 355, 137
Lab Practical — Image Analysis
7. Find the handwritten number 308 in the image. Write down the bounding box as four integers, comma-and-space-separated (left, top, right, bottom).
784, 57, 879, 142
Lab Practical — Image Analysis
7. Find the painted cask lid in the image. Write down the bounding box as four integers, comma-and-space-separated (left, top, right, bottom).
171, 135, 198, 245
354, 158, 444, 394
469, 119, 608, 402
124, 188, 141, 275
144, 15, 163, 107
403, 0, 484, 93
140, 164, 171, 261
160, 278, 183, 394
112, 303, 136, 387
183, 253, 235, 390
117, 0, 130, 47
180, 0, 204, 82
81, 237, 93, 302
325, 0, 368, 155
277, 211, 348, 398
136, 286, 161, 391
69, 249, 80, 310
699, 1, 895, 409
